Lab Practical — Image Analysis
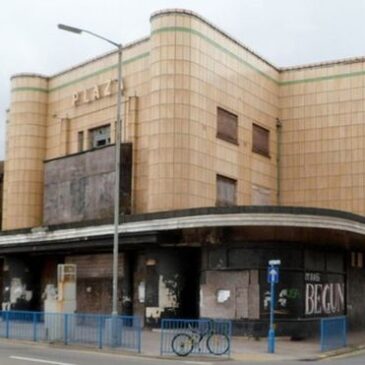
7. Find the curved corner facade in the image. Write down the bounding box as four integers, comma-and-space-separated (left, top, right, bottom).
3, 75, 48, 230
148, 10, 279, 211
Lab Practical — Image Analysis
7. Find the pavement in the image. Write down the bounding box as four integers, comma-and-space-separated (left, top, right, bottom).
2, 329, 365, 363
230, 330, 365, 362
141, 329, 365, 362
3, 339, 365, 365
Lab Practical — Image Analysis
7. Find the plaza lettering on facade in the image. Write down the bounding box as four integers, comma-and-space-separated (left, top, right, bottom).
305, 283, 344, 316
71, 78, 124, 106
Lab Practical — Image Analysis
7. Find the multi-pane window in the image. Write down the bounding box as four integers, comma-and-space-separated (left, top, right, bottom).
217, 107, 238, 144
89, 125, 111, 149
216, 175, 237, 207
252, 123, 270, 157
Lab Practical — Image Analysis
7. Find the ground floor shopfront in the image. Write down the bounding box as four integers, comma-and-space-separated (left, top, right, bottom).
0, 207, 364, 337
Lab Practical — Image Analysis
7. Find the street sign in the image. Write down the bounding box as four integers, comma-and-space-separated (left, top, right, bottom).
267, 260, 281, 354
267, 265, 279, 284
268, 259, 281, 266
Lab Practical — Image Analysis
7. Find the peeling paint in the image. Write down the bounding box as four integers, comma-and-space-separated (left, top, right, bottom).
146, 307, 160, 319
144, 274, 181, 323
159, 274, 179, 309
138, 281, 145, 303
9, 278, 32, 304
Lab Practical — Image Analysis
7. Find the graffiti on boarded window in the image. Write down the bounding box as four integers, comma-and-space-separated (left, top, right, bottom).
304, 272, 344, 316
260, 271, 303, 318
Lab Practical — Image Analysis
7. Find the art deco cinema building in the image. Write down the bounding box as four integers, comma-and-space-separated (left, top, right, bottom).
1, 9, 365, 336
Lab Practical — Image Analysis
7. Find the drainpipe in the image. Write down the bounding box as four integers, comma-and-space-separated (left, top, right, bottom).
276, 118, 282, 206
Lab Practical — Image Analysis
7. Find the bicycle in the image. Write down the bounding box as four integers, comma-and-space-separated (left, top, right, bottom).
171, 321, 230, 356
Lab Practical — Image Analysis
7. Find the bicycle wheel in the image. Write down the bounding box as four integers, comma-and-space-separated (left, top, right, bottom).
207, 333, 230, 355
171, 333, 194, 356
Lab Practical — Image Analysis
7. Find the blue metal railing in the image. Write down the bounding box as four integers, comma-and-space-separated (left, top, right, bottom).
0, 310, 141, 352
320, 316, 347, 352
160, 318, 231, 357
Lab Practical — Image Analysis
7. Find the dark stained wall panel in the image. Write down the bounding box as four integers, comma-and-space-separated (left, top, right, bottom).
43, 143, 132, 225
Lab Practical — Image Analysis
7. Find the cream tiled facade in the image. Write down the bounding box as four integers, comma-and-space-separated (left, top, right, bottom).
3, 9, 365, 230
280, 62, 365, 215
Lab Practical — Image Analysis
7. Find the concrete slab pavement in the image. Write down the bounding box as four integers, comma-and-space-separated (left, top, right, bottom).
0, 328, 364, 362
141, 329, 365, 362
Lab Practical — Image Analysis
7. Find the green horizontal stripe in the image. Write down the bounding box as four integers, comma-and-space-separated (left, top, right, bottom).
280, 69, 365, 85
50, 51, 150, 92
11, 27, 365, 91
11, 87, 48, 93
153, 26, 365, 86
11, 51, 150, 94
152, 26, 279, 84
49, 64, 117, 92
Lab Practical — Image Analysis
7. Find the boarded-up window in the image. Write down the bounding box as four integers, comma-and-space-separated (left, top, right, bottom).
216, 175, 237, 207
217, 107, 238, 144
252, 123, 269, 157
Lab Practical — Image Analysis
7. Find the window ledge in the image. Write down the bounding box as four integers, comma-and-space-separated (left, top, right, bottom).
252, 149, 270, 158
217, 134, 239, 146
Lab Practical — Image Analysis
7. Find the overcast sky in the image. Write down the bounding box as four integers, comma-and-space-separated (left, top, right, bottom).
2, 0, 365, 160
